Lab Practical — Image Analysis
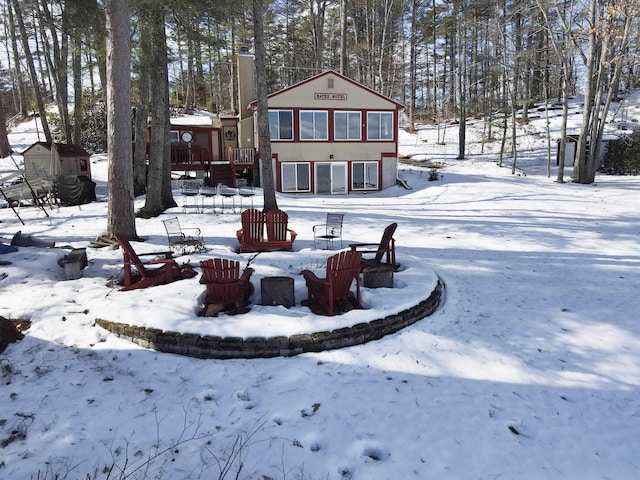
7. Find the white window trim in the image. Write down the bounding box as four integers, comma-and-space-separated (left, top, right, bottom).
367, 111, 394, 140
299, 110, 328, 141
269, 110, 294, 141
334, 111, 362, 141
351, 161, 379, 191
281, 162, 311, 193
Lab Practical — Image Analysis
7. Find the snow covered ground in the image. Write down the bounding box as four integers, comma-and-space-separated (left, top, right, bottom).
1, 95, 639, 479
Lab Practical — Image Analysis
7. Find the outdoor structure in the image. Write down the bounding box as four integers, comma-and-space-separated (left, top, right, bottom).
556, 134, 616, 168
165, 53, 404, 195
1, 142, 94, 212
22, 142, 92, 183
168, 115, 257, 186
248, 68, 404, 195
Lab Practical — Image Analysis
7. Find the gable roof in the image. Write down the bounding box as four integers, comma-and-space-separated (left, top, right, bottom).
23, 142, 90, 157
250, 70, 404, 111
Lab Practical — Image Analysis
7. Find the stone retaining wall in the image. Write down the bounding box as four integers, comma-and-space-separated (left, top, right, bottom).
96, 281, 442, 359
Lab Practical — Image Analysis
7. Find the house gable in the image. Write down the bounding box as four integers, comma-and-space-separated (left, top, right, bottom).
259, 70, 404, 111
249, 70, 404, 195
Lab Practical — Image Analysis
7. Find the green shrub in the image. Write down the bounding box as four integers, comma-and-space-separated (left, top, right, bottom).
80, 94, 107, 154
601, 130, 640, 175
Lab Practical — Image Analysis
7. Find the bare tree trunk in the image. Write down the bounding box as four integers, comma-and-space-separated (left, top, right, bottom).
11, 0, 52, 143
253, 0, 278, 212
37, 0, 72, 142
309, 0, 328, 73
72, 35, 83, 146
105, 0, 137, 239
141, 2, 176, 216
339, 0, 347, 75
408, 0, 418, 132
7, 2, 29, 116
133, 6, 151, 198
456, 1, 466, 160
586, 10, 632, 182
0, 94, 12, 157
572, 0, 597, 184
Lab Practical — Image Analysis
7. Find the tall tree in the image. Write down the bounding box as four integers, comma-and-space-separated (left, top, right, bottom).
253, 0, 278, 212
0, 92, 12, 157
535, 0, 576, 183
6, 1, 29, 117
139, 0, 176, 216
105, 0, 137, 239
132, 12, 150, 198
37, 0, 72, 142
11, 0, 52, 143
572, 0, 635, 184
307, 0, 331, 73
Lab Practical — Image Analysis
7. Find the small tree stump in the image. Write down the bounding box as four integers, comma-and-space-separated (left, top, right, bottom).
0, 316, 25, 353
261, 276, 295, 307
59, 248, 88, 280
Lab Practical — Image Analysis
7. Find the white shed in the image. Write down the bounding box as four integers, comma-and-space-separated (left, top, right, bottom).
22, 142, 92, 183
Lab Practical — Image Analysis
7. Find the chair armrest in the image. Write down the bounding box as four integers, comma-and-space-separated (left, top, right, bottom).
312, 224, 324, 233
349, 242, 377, 250
289, 229, 297, 242
138, 251, 173, 259
182, 227, 201, 235
240, 267, 254, 282
301, 269, 329, 286
146, 258, 176, 266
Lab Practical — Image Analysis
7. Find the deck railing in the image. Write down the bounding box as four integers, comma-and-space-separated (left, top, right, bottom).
229, 147, 256, 167
171, 145, 210, 169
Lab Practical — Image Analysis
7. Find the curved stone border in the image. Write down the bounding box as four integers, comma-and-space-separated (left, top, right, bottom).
96, 280, 443, 359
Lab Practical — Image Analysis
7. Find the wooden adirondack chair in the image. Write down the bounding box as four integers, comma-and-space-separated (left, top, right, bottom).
349, 222, 397, 270
236, 208, 265, 252
199, 258, 254, 314
162, 217, 206, 254
265, 209, 296, 251
313, 213, 344, 249
301, 250, 363, 316
114, 233, 180, 291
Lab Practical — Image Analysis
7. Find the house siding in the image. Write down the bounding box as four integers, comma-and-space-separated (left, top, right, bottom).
258, 70, 403, 195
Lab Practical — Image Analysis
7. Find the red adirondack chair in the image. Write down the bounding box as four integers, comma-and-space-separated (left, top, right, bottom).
199, 258, 254, 314
301, 250, 363, 316
265, 209, 296, 251
236, 208, 265, 252
349, 222, 397, 270
114, 233, 180, 291
237, 208, 297, 252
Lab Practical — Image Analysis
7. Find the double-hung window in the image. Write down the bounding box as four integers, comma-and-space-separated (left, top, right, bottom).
367, 112, 394, 140
334, 111, 361, 140
300, 110, 328, 140
352, 161, 378, 190
281, 162, 311, 192
269, 110, 293, 140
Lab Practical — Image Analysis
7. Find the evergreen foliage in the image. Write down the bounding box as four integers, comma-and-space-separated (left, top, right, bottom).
601, 130, 640, 175
79, 94, 107, 154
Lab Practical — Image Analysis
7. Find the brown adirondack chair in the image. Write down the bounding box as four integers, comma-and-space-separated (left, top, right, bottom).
114, 233, 180, 291
199, 258, 254, 314
265, 209, 296, 251
162, 217, 206, 255
349, 222, 397, 270
301, 250, 363, 316
236, 208, 265, 252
